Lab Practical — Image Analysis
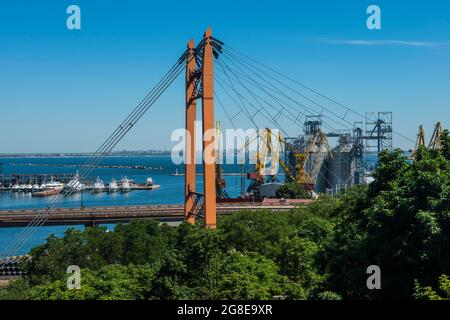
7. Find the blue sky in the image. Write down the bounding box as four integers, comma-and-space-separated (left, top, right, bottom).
0, 0, 449, 152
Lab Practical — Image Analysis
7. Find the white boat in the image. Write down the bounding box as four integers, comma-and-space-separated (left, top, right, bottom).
18, 184, 27, 192
25, 184, 33, 192
11, 184, 20, 192
108, 178, 120, 193
66, 173, 84, 191
121, 177, 132, 193
44, 179, 65, 190
92, 177, 105, 193
32, 184, 41, 191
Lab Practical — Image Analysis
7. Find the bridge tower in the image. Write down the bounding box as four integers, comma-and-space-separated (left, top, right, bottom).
184, 28, 217, 229
184, 39, 197, 224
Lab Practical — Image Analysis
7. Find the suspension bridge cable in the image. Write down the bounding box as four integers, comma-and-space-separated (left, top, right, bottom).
216, 67, 340, 189
223, 46, 415, 144
223, 46, 364, 117
215, 66, 261, 130
218, 55, 349, 135
223, 48, 356, 127
217, 54, 378, 183
217, 58, 347, 143
0, 50, 191, 262
216, 73, 288, 137
216, 60, 355, 189
220, 53, 351, 131
0, 66, 185, 262
2, 66, 185, 261
1, 65, 185, 262
217, 60, 289, 133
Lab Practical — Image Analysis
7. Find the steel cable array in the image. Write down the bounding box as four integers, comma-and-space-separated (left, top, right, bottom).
0, 48, 193, 264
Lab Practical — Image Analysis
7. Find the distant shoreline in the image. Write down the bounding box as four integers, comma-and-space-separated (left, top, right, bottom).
0, 151, 172, 158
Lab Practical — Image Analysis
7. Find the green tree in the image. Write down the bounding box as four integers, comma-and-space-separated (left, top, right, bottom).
29, 264, 155, 300
26, 220, 176, 285
219, 210, 294, 259
414, 275, 450, 300
325, 144, 450, 299
0, 279, 31, 300
276, 182, 312, 199
277, 237, 323, 295
205, 251, 298, 300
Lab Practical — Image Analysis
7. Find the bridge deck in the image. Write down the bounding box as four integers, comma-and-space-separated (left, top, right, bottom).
0, 202, 305, 228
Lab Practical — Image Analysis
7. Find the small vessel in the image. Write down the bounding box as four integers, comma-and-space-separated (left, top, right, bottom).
66, 172, 84, 191
121, 177, 132, 193
108, 178, 120, 193
43, 181, 65, 190
25, 184, 33, 192
32, 184, 41, 192
18, 184, 27, 192
44, 177, 65, 190
92, 177, 105, 193
11, 184, 20, 192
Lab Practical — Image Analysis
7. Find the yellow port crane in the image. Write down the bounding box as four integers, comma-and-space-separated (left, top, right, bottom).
278, 129, 333, 189
411, 125, 426, 160
238, 128, 277, 194
412, 122, 444, 160
429, 122, 443, 150
240, 128, 333, 193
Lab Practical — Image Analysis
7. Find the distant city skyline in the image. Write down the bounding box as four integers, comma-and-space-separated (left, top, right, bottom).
0, 0, 449, 152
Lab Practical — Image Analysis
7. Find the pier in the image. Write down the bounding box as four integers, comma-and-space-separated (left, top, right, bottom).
0, 172, 160, 196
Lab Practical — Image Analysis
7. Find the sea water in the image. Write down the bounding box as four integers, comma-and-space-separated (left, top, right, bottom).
0, 155, 253, 255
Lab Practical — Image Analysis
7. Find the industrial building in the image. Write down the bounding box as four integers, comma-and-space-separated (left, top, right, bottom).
278, 112, 393, 196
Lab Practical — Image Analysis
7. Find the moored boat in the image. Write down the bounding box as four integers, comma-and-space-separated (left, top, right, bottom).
121, 177, 132, 193
108, 178, 119, 193
92, 177, 105, 193
43, 178, 65, 191
66, 172, 84, 192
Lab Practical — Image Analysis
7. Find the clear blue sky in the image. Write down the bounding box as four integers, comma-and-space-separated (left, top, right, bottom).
0, 0, 449, 152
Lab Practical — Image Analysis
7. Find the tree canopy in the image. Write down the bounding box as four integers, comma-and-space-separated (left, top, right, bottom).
1, 132, 449, 300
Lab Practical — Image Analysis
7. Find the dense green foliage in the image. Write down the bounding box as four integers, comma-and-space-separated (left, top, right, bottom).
1, 131, 449, 300
1, 202, 335, 300
324, 133, 450, 299
414, 274, 450, 300
275, 181, 312, 199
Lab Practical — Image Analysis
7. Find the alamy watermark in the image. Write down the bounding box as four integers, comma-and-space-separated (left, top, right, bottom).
366, 5, 381, 30
66, 5, 81, 30
67, 265, 81, 290
366, 265, 381, 290
170, 125, 281, 174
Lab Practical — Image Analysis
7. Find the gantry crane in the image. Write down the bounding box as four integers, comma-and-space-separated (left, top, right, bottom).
241, 128, 333, 196
239, 128, 275, 195
412, 122, 444, 160
278, 129, 333, 190
411, 125, 426, 159
429, 122, 443, 150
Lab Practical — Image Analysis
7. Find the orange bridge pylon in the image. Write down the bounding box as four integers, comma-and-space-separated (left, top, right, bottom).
184, 28, 220, 229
